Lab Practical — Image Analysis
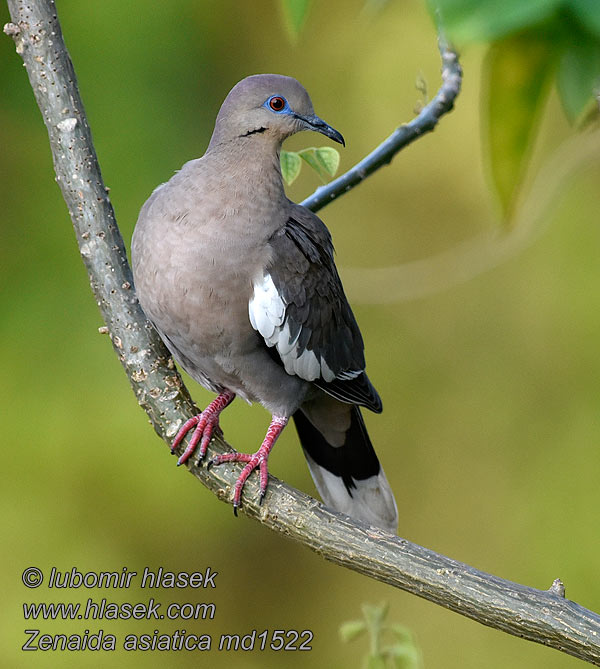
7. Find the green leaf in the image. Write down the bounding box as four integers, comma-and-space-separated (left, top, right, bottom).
430, 0, 559, 44
570, 0, 600, 40
366, 654, 387, 669
298, 147, 321, 176
315, 146, 340, 177
339, 620, 367, 642
280, 0, 311, 41
384, 645, 420, 669
484, 30, 556, 220
557, 39, 600, 124
361, 602, 388, 627
385, 642, 419, 659
280, 150, 302, 185
298, 147, 340, 182
387, 623, 414, 642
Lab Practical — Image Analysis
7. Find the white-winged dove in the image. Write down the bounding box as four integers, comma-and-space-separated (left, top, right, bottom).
131, 74, 398, 531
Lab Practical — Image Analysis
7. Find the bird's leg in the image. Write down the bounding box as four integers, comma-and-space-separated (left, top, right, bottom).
208, 415, 288, 515
171, 390, 236, 466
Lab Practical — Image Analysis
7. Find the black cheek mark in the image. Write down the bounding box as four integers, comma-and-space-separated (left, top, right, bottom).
240, 127, 268, 138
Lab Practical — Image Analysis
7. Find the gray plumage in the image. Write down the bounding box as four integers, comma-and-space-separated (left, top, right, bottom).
132, 74, 398, 531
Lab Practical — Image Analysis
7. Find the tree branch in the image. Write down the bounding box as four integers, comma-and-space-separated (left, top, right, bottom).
301, 36, 462, 213
5, 1, 600, 664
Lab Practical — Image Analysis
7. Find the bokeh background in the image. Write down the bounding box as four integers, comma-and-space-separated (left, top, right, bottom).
2, 0, 599, 667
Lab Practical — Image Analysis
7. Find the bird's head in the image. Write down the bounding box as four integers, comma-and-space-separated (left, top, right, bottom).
208, 74, 344, 150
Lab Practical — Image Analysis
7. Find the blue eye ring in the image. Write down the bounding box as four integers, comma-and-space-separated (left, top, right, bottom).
266, 95, 287, 112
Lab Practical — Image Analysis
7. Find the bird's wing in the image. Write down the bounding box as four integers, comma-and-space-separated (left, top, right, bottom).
249, 206, 382, 413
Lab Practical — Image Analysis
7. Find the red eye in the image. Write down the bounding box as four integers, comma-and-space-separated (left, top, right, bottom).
269, 96, 285, 111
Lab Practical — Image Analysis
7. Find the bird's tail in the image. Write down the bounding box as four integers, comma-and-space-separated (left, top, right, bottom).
293, 395, 398, 532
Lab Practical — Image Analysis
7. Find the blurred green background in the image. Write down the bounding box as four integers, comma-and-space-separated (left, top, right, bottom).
2, 0, 599, 667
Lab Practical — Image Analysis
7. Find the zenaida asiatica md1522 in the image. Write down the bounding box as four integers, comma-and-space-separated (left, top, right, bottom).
131, 74, 398, 531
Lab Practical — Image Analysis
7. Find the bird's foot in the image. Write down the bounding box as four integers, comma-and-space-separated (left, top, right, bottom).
171, 391, 235, 466
208, 415, 288, 515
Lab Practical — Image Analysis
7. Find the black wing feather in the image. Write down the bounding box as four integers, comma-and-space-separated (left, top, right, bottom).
264, 206, 381, 413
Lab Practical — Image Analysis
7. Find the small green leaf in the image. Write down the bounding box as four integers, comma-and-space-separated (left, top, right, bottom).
315, 146, 340, 177
280, 0, 311, 42
342, 603, 420, 669
298, 147, 321, 176
484, 30, 556, 220
280, 150, 302, 185
339, 620, 367, 642
557, 39, 600, 124
385, 642, 419, 659
366, 654, 387, 669
387, 623, 414, 642
361, 602, 388, 627
429, 0, 559, 44
385, 645, 420, 669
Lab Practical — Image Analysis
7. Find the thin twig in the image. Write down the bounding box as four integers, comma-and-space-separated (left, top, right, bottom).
5, 1, 600, 665
301, 37, 462, 213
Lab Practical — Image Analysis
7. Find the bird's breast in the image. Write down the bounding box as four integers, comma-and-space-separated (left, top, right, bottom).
133, 200, 279, 359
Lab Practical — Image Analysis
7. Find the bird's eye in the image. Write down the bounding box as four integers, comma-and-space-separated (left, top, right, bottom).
268, 96, 286, 112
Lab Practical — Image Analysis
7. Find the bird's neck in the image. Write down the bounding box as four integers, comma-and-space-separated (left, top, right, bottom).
206, 136, 286, 199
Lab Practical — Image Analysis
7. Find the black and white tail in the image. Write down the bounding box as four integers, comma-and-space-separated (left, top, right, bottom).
293, 396, 398, 532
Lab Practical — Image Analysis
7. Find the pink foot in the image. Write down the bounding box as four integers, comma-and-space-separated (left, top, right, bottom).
208, 415, 288, 515
171, 391, 235, 466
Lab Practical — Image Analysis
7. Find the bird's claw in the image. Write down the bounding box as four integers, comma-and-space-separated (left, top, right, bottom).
170, 391, 235, 465
171, 411, 218, 465
185, 412, 286, 516
208, 448, 271, 516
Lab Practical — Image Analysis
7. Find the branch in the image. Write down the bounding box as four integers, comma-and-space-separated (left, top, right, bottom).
5, 1, 600, 665
301, 35, 462, 213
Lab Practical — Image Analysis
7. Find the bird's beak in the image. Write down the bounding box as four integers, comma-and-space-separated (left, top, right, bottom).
297, 113, 345, 147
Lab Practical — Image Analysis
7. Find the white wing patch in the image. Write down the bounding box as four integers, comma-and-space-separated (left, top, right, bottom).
248, 272, 284, 340
249, 273, 362, 383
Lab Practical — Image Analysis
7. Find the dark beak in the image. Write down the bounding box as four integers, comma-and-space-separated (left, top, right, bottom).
296, 113, 345, 147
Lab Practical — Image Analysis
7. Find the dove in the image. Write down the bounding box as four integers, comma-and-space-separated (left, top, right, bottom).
131, 74, 397, 531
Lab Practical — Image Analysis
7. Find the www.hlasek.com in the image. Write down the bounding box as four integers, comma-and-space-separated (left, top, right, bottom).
21, 566, 313, 652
